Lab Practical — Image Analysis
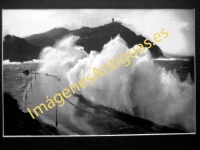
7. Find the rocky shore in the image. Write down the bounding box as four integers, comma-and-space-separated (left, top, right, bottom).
4, 92, 61, 136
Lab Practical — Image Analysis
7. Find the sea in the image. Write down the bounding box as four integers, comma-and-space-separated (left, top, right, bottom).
3, 58, 195, 135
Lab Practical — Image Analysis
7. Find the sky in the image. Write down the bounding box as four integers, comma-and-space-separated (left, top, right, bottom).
3, 9, 195, 56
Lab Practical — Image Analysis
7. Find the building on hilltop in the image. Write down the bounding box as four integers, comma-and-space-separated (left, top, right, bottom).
111, 18, 121, 25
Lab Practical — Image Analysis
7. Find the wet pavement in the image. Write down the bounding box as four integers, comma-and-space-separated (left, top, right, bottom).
24, 73, 185, 135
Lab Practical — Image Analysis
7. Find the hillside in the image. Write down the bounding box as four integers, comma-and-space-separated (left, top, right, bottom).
3, 35, 41, 62
3, 22, 165, 62
25, 27, 70, 48
4, 92, 60, 135
25, 22, 165, 58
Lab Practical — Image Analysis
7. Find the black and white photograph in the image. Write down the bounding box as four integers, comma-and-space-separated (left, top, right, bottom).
2, 9, 195, 136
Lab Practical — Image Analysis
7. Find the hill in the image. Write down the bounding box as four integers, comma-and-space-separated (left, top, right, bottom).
25, 22, 165, 58
3, 35, 41, 62
25, 27, 70, 48
3, 22, 165, 62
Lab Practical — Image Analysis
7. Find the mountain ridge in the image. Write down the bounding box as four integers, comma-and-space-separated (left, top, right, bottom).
24, 27, 70, 48
25, 22, 165, 58
4, 21, 165, 62
3, 35, 41, 62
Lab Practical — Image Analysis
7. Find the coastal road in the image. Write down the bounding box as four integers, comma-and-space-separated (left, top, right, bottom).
24, 73, 183, 135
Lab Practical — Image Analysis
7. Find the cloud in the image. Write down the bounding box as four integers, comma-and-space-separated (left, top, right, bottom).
3, 25, 10, 37
118, 10, 194, 56
3, 9, 194, 56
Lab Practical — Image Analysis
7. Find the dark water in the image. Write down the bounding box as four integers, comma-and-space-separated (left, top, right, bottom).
154, 59, 194, 82
3, 59, 194, 135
